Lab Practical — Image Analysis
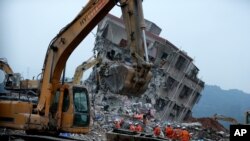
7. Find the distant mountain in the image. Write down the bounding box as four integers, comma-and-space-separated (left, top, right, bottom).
192, 85, 250, 128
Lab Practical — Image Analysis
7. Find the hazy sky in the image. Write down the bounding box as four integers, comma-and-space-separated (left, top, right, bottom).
1, 0, 250, 93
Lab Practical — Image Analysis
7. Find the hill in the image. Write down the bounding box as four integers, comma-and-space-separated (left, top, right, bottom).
192, 85, 250, 128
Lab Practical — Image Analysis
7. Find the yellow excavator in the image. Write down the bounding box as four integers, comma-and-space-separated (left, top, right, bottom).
0, 58, 13, 75
0, 58, 38, 93
0, 0, 152, 135
0, 58, 16, 89
72, 56, 100, 85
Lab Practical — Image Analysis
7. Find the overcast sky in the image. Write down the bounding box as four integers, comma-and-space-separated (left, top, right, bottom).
1, 0, 250, 93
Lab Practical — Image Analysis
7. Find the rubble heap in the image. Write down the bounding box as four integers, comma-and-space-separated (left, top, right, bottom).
188, 117, 228, 132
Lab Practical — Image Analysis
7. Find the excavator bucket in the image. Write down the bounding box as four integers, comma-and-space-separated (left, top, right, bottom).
99, 63, 152, 96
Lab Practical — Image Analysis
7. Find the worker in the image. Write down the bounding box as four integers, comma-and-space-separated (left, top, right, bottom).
180, 127, 191, 141
142, 114, 148, 130
143, 114, 148, 125
153, 123, 161, 137
129, 122, 136, 131
114, 119, 121, 129
135, 122, 143, 132
134, 113, 143, 120
172, 125, 182, 140
165, 123, 174, 139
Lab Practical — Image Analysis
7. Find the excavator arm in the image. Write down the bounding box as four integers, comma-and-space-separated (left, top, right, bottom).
38, 0, 151, 115
0, 0, 152, 135
0, 58, 13, 74
37, 0, 116, 114
98, 0, 152, 95
73, 56, 99, 85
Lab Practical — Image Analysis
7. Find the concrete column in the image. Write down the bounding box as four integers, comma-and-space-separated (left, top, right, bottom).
185, 79, 200, 108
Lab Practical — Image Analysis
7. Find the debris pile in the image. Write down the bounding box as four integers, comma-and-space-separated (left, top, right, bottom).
188, 117, 228, 132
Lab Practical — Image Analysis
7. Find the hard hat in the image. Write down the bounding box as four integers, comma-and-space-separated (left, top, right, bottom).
167, 123, 171, 126
176, 125, 180, 128
135, 122, 139, 125
182, 126, 186, 129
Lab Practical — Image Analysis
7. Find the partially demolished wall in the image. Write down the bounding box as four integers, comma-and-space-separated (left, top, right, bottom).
89, 14, 204, 123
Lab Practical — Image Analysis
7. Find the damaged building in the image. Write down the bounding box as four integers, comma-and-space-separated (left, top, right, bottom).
90, 14, 204, 123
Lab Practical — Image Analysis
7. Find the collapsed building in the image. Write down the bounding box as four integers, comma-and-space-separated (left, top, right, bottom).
88, 14, 204, 123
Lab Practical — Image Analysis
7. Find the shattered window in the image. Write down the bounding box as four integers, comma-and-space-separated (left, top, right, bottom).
154, 98, 167, 111
179, 85, 191, 99
161, 52, 168, 60
175, 55, 186, 71
165, 76, 176, 90
173, 104, 181, 117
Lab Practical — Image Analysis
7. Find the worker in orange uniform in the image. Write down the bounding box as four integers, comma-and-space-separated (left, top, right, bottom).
172, 125, 182, 140
114, 119, 121, 129
180, 127, 191, 141
134, 113, 144, 120
153, 124, 161, 137
129, 122, 136, 131
135, 123, 143, 132
165, 123, 174, 139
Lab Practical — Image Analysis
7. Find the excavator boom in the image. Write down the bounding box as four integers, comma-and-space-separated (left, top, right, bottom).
73, 56, 99, 85
0, 58, 13, 74
38, 0, 116, 113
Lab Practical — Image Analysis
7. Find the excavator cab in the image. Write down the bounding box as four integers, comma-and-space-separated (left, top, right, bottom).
49, 84, 90, 133
4, 73, 21, 90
